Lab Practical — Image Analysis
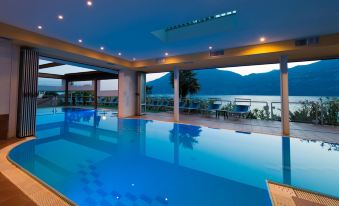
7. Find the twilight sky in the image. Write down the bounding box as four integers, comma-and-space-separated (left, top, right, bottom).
146, 60, 318, 82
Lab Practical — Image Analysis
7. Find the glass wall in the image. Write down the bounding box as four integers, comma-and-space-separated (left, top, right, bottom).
38, 77, 65, 108
97, 79, 118, 109
145, 60, 339, 126
146, 72, 173, 115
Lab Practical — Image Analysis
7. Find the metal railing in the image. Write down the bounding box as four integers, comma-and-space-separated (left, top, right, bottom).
145, 96, 339, 126
37, 94, 118, 108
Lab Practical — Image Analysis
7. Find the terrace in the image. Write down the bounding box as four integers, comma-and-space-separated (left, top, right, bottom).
0, 1, 339, 206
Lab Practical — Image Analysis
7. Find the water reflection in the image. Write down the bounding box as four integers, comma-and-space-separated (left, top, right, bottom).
282, 137, 291, 185
31, 108, 339, 203
169, 124, 201, 149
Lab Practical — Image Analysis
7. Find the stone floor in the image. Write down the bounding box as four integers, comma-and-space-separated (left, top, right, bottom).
135, 112, 339, 144
0, 138, 72, 206
0, 139, 36, 206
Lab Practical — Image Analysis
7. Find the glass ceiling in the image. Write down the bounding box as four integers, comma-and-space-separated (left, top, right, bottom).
39, 59, 95, 75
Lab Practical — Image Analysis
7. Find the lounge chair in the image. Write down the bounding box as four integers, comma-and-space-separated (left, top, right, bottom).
186, 101, 200, 113
157, 99, 170, 111
98, 97, 106, 106
148, 99, 159, 111
75, 97, 83, 105
108, 97, 118, 106
68, 97, 73, 106
202, 100, 222, 117
228, 105, 251, 118
87, 97, 94, 105
179, 100, 189, 111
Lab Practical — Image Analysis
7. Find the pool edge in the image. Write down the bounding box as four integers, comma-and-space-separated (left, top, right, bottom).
0, 137, 76, 206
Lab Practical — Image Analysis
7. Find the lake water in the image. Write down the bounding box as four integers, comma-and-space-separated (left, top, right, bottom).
147, 95, 338, 113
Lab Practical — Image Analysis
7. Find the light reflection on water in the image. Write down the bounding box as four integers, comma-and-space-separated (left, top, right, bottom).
8, 107, 339, 206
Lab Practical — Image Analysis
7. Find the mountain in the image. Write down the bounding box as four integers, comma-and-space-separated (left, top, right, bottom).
147, 60, 339, 96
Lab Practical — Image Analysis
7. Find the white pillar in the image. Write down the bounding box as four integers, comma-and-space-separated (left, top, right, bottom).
118, 69, 137, 118
173, 68, 180, 122
136, 72, 146, 116
280, 55, 290, 136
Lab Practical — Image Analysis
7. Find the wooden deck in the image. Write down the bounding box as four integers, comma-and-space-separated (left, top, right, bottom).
136, 112, 339, 144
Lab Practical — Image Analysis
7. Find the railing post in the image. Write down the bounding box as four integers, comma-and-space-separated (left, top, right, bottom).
94, 79, 98, 109
173, 68, 180, 122
65, 79, 69, 106
280, 55, 290, 136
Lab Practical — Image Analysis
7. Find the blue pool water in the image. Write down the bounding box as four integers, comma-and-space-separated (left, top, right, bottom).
9, 107, 339, 206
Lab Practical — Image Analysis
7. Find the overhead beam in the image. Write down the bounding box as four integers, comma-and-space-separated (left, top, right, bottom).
0, 22, 132, 70
39, 62, 64, 69
132, 33, 339, 72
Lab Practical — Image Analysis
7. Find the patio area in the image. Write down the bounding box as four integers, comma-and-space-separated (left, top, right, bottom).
133, 112, 339, 144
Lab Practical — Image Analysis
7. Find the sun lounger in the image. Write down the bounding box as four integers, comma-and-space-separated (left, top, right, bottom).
186, 101, 200, 113
228, 105, 251, 118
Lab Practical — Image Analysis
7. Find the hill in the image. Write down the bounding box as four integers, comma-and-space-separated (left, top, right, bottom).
147, 60, 339, 96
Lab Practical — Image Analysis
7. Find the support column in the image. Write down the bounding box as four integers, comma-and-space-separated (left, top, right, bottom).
65, 79, 69, 106
173, 68, 180, 122
94, 79, 98, 109
136, 72, 146, 116
118, 69, 137, 118
280, 55, 290, 136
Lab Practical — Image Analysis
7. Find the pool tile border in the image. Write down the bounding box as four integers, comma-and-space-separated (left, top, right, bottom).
0, 137, 75, 206
267, 181, 339, 206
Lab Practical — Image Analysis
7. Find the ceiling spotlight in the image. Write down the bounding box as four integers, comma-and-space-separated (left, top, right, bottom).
208, 46, 213, 50
37, 25, 43, 30
78, 39, 83, 43
165, 52, 169, 56
260, 37, 266, 42
100, 46, 104, 50
87, 1, 93, 6
58, 15, 64, 20
118, 52, 122, 56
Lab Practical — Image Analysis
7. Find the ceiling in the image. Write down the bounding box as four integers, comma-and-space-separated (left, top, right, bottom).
1, 0, 339, 60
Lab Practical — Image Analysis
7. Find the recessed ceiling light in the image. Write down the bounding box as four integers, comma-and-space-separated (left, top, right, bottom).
118, 52, 122, 56
260, 37, 266, 42
78, 39, 83, 43
87, 1, 93, 6
37, 25, 43, 30
58, 15, 64, 20
165, 52, 169, 56
100, 46, 104, 50
208, 46, 213, 50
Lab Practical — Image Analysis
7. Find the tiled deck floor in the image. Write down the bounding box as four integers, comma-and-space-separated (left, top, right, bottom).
268, 181, 339, 206
135, 112, 339, 144
0, 138, 72, 206
0, 139, 36, 206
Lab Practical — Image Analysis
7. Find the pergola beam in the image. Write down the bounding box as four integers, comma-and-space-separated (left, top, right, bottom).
64, 71, 118, 81
39, 62, 64, 69
38, 71, 118, 81
38, 73, 64, 79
